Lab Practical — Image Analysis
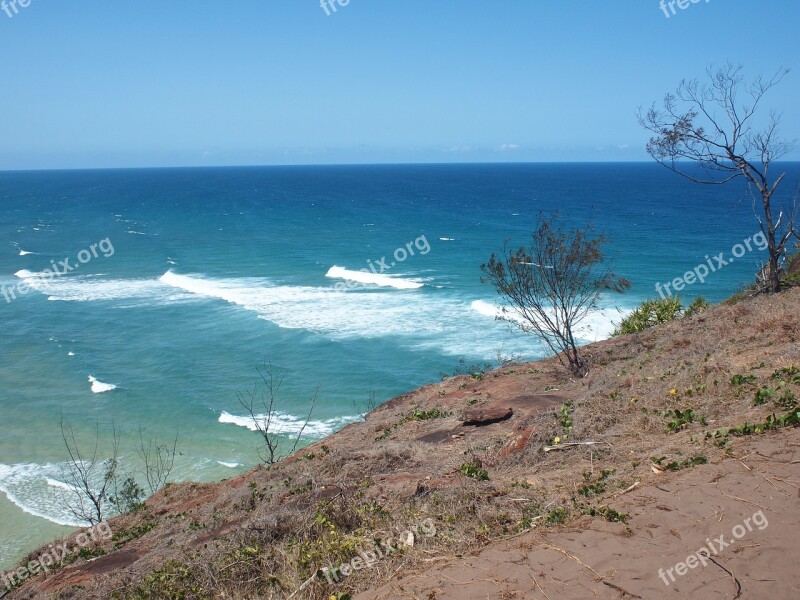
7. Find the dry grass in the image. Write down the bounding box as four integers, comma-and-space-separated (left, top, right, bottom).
11, 288, 800, 600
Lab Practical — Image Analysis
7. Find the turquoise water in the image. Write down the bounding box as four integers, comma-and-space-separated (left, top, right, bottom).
1, 162, 797, 568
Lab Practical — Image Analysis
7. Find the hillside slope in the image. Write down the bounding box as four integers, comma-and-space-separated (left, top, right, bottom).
7, 288, 800, 599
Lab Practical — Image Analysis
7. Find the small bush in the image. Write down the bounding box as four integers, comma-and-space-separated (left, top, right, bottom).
545, 507, 569, 525
781, 252, 800, 288
684, 296, 709, 318
613, 297, 683, 335
583, 506, 629, 523
731, 374, 758, 386
772, 366, 800, 384
459, 462, 489, 481
753, 386, 777, 406
411, 408, 444, 421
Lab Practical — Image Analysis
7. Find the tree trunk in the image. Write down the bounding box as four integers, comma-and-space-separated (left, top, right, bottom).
762, 190, 782, 293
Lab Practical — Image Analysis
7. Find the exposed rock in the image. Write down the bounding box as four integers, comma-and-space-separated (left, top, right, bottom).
499, 426, 534, 459
463, 406, 513, 426
417, 428, 459, 444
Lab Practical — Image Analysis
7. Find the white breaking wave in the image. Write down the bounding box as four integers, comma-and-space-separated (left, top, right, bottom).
216, 461, 241, 468
439, 237, 455, 241
470, 299, 629, 342
11, 267, 625, 359
158, 271, 567, 357
0, 463, 85, 527
46, 477, 79, 492
13, 270, 193, 304
219, 411, 360, 439
324, 266, 424, 290
88, 376, 116, 393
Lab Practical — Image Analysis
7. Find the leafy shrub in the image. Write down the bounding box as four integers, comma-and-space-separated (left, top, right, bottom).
651, 455, 707, 471
583, 506, 629, 523
781, 252, 800, 287
684, 296, 709, 318
578, 481, 606, 497
411, 408, 444, 421
459, 462, 489, 481
776, 388, 797, 410
772, 366, 800, 384
110, 476, 145, 514
545, 507, 569, 525
753, 386, 776, 406
613, 297, 683, 335
659, 408, 706, 431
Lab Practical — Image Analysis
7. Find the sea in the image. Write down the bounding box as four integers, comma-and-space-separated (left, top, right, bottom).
1, 162, 798, 569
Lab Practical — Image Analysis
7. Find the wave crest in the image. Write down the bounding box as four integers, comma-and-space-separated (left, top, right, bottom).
325, 266, 423, 290
219, 411, 360, 439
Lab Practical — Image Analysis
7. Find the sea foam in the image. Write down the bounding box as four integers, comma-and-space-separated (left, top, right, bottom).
325, 266, 423, 290
470, 299, 628, 342
15, 271, 191, 304
159, 271, 544, 356
0, 463, 85, 527
216, 461, 241, 468
219, 411, 360, 439
88, 376, 117, 393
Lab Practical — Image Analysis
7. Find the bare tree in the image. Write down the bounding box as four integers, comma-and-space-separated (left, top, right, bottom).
238, 361, 318, 465
137, 427, 179, 495
58, 418, 120, 525
640, 64, 797, 293
481, 214, 630, 377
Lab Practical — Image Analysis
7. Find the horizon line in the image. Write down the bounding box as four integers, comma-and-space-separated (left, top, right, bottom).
4, 159, 800, 174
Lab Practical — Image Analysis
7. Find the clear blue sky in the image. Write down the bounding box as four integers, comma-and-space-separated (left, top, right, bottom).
1, 0, 798, 169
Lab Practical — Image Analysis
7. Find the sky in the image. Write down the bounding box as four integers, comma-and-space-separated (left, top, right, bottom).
0, 0, 798, 170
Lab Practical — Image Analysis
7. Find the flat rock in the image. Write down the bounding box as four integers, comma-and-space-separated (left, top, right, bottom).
417, 429, 459, 444
463, 406, 513, 426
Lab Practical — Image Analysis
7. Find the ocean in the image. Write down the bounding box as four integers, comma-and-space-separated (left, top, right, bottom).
1, 162, 797, 568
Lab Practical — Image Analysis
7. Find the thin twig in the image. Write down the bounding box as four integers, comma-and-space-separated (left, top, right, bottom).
286, 571, 317, 599
602, 580, 642, 598
708, 556, 742, 599
613, 481, 641, 497
541, 543, 602, 578
715, 490, 769, 511
543, 441, 608, 452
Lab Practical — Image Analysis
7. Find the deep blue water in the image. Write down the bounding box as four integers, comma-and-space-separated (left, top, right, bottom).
1, 162, 798, 566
